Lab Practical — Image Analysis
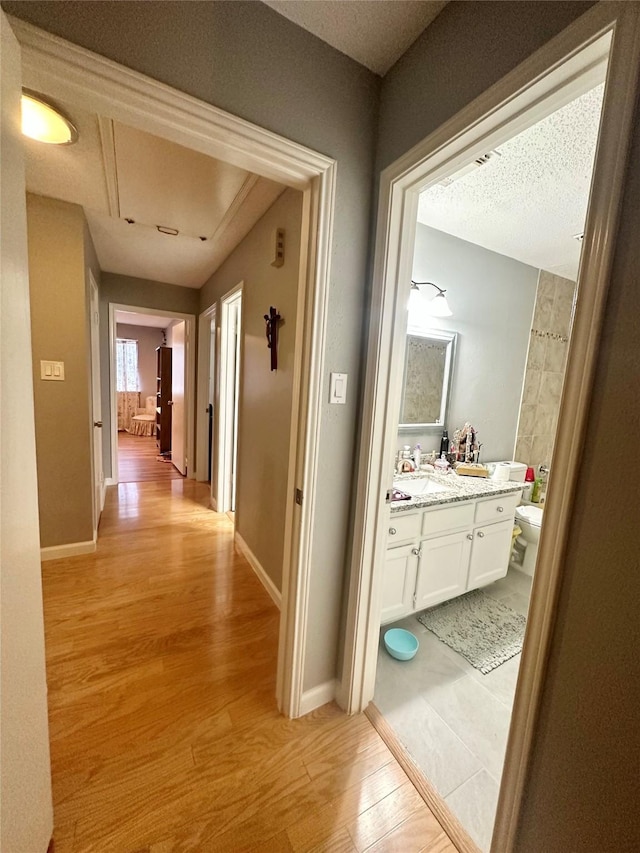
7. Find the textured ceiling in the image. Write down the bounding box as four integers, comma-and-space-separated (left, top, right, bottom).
417, 84, 605, 280
262, 0, 448, 75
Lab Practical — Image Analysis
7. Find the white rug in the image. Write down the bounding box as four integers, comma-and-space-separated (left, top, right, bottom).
417, 589, 527, 674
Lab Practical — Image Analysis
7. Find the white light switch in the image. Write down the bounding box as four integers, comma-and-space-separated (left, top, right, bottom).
41, 360, 65, 381
329, 372, 347, 404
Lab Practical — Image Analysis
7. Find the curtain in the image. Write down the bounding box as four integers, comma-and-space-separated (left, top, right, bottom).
117, 392, 140, 431
116, 338, 139, 392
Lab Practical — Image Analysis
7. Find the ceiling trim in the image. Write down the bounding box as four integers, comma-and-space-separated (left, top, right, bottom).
9, 13, 338, 722
97, 116, 119, 219
209, 173, 259, 242
11, 17, 333, 189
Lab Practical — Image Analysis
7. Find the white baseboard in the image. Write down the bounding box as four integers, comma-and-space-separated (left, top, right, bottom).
299, 679, 337, 717
234, 531, 281, 609
105, 477, 117, 487
210, 496, 217, 511
41, 538, 96, 561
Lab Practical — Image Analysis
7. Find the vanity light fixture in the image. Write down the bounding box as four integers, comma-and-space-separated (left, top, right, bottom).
410, 280, 453, 318
21, 89, 78, 145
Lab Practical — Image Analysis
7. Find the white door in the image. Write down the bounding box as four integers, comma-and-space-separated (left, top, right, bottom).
415, 530, 472, 610
170, 320, 186, 475
1, 10, 54, 847
381, 544, 419, 624
89, 273, 104, 531
218, 287, 242, 514
467, 518, 514, 589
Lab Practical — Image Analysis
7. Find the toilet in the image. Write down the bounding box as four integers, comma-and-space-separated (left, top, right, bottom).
514, 505, 544, 576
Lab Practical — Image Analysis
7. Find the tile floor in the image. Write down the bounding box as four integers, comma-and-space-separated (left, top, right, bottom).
374, 568, 533, 851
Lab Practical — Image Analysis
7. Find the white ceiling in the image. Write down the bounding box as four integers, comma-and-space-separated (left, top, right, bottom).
417, 83, 605, 280
23, 98, 286, 288
262, 0, 448, 75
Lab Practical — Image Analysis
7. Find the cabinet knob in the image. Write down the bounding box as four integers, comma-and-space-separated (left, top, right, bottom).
411, 547, 421, 556
389, 527, 397, 536
477, 531, 485, 538
497, 505, 504, 512
467, 533, 473, 540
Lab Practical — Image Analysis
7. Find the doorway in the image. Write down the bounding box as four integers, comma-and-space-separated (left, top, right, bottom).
218, 284, 242, 516
342, 6, 640, 851
196, 304, 217, 503
109, 305, 196, 485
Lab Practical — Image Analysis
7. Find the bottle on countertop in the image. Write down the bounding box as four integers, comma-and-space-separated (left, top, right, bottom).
522, 466, 535, 502
439, 429, 449, 457
531, 464, 548, 504
413, 443, 421, 469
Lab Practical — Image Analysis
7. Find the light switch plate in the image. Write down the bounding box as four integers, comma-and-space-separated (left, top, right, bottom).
329, 372, 347, 404
41, 360, 65, 380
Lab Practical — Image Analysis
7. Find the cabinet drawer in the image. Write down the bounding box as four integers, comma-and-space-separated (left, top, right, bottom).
474, 492, 520, 525
422, 502, 474, 537
387, 512, 421, 545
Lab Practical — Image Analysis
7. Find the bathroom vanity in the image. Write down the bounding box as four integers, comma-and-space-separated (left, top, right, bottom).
382, 473, 523, 623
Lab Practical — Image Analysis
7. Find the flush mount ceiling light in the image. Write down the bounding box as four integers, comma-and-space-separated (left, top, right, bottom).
410, 280, 453, 318
21, 89, 78, 145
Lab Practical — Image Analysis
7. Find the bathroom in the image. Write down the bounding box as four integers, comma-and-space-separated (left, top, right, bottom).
373, 80, 603, 851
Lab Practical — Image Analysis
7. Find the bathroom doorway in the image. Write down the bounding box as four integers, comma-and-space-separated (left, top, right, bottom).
342, 8, 639, 851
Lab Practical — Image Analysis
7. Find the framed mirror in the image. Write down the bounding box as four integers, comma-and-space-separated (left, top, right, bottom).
399, 328, 456, 431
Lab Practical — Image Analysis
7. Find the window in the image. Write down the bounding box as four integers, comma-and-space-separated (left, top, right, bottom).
116, 338, 139, 392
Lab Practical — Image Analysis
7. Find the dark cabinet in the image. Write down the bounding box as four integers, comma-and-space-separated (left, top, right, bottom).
156, 346, 172, 454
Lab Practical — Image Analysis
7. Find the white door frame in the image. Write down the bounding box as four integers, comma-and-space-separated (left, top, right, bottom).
12, 17, 337, 718
217, 283, 243, 514
342, 2, 640, 850
108, 304, 196, 483
89, 271, 105, 532
196, 303, 217, 490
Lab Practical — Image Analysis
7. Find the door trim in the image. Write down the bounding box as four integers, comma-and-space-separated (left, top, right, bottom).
342, 2, 640, 850
108, 304, 196, 483
11, 16, 338, 718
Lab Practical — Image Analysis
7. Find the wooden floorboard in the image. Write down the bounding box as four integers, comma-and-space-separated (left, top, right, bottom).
117, 431, 184, 482
43, 478, 457, 852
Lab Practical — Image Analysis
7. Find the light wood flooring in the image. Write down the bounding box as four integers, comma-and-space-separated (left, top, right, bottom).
43, 477, 457, 852
117, 431, 184, 482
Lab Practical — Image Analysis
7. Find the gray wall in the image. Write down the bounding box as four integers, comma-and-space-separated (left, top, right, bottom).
200, 188, 303, 593
99, 273, 199, 477
514, 88, 640, 853
404, 224, 538, 462
26, 194, 96, 547
377, 0, 595, 171
116, 323, 164, 403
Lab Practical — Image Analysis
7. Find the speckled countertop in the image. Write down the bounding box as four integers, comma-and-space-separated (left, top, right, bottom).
389, 470, 523, 513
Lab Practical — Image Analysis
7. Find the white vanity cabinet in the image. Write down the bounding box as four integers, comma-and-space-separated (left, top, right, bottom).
382, 491, 519, 624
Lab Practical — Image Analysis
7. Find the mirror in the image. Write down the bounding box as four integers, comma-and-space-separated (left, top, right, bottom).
399, 328, 456, 431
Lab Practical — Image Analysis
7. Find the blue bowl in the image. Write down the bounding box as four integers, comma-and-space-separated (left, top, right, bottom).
384, 628, 419, 661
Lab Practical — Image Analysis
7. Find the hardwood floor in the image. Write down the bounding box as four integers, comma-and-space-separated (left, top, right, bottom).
117, 431, 184, 482
42, 478, 457, 852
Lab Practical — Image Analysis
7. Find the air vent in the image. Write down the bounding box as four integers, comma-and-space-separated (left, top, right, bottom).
440, 150, 502, 186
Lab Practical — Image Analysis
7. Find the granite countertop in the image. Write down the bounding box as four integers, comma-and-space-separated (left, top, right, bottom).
389, 470, 523, 513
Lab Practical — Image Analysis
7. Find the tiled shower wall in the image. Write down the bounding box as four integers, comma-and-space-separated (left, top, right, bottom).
515, 270, 576, 469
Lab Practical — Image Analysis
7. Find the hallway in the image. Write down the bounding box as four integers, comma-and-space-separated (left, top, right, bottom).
42, 479, 456, 852
117, 431, 185, 483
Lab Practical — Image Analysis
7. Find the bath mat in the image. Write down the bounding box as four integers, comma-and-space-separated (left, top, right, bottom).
416, 589, 526, 674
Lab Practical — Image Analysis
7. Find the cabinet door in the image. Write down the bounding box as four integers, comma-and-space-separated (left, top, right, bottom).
468, 518, 514, 589
381, 544, 418, 624
415, 531, 472, 611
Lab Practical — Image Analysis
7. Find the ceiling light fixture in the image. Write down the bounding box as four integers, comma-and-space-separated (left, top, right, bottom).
410, 281, 453, 318
21, 89, 78, 145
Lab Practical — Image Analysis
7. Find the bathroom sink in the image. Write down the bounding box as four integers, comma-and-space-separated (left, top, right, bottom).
393, 477, 449, 497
